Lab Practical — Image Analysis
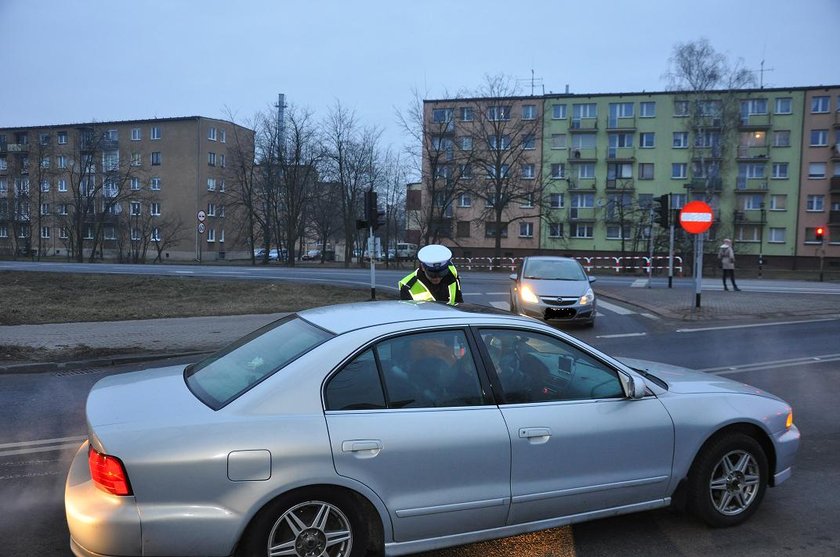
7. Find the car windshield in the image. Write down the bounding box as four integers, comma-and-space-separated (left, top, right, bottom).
184, 315, 334, 409
523, 260, 586, 281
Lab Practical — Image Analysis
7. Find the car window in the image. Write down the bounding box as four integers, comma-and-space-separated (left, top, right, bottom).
185, 316, 333, 409
523, 259, 586, 281
479, 328, 624, 403
326, 329, 487, 410
325, 349, 386, 410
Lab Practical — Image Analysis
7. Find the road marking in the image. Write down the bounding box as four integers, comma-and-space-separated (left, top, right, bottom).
641, 313, 659, 320
597, 300, 634, 315
631, 279, 648, 288
0, 435, 86, 457
595, 332, 647, 339
174, 270, 194, 274
676, 316, 840, 333
698, 353, 840, 375
489, 301, 510, 310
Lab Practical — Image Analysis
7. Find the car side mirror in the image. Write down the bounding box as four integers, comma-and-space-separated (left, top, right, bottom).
626, 376, 646, 400
589, 276, 597, 284
509, 273, 517, 281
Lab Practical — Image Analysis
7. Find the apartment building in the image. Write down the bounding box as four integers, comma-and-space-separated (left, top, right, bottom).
0, 116, 254, 261
412, 86, 839, 268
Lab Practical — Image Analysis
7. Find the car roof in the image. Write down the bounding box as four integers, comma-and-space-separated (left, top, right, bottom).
298, 300, 524, 335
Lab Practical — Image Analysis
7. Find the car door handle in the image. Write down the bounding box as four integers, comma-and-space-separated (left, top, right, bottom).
519, 428, 551, 442
341, 439, 383, 455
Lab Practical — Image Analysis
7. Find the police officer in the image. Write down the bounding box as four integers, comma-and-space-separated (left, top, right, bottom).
399, 244, 463, 305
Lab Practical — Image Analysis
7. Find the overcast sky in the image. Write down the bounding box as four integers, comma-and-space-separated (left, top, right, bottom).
1, 0, 837, 153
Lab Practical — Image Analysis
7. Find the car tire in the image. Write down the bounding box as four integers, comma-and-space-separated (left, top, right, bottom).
509, 295, 517, 314
686, 433, 768, 528
237, 488, 371, 557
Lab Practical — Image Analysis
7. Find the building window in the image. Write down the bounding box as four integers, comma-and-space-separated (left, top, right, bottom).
150, 126, 162, 140
548, 223, 563, 238
639, 132, 655, 148
811, 96, 830, 113
522, 134, 535, 150
519, 222, 534, 238
151, 227, 160, 242
207, 228, 216, 242
673, 132, 689, 148
220, 154, 225, 168
208, 152, 216, 166
672, 163, 687, 179
551, 104, 567, 119
769, 194, 786, 211
775, 98, 792, 114
522, 164, 535, 179
219, 205, 225, 217
40, 180, 50, 193
674, 100, 690, 116
208, 127, 217, 141
220, 129, 226, 143
130, 177, 140, 190
522, 105, 536, 120
0, 225, 6, 238
57, 131, 68, 144
207, 203, 216, 217
610, 102, 634, 118
772, 162, 789, 179
40, 226, 50, 239
519, 193, 534, 208
571, 193, 594, 208
0, 157, 6, 171
806, 195, 825, 211
768, 228, 786, 243
487, 106, 511, 121
131, 128, 141, 141
572, 103, 597, 120
0, 179, 5, 193
546, 133, 564, 150
459, 164, 472, 179
458, 193, 471, 207
808, 162, 826, 179
151, 152, 161, 165
459, 136, 473, 151
488, 135, 511, 151
638, 163, 655, 180
40, 203, 49, 215
576, 163, 595, 179
640, 102, 656, 117
484, 222, 508, 238
549, 193, 564, 208
58, 179, 67, 192
130, 202, 141, 215
207, 178, 216, 191
39, 133, 50, 145
131, 152, 141, 166
773, 130, 791, 147
810, 130, 828, 147
570, 223, 594, 238
571, 133, 596, 150
150, 177, 161, 190
219, 180, 225, 192
150, 202, 161, 216
741, 99, 768, 115
458, 107, 473, 121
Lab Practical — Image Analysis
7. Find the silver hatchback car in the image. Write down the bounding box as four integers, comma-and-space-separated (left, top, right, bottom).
66, 301, 799, 557
510, 256, 597, 326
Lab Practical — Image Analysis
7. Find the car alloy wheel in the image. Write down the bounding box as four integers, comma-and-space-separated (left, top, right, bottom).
268, 500, 352, 557
687, 433, 768, 527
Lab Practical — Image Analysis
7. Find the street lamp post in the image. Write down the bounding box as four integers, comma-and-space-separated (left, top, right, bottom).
759, 202, 766, 279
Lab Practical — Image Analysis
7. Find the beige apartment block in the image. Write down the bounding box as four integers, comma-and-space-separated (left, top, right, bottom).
798, 88, 840, 259
0, 116, 254, 262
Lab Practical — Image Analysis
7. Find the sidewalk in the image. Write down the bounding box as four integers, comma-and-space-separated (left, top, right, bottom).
2, 279, 839, 374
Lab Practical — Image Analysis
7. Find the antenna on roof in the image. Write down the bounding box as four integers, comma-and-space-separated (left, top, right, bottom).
516, 70, 544, 96
757, 59, 774, 89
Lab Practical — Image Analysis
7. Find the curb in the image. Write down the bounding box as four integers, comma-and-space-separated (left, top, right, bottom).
0, 350, 211, 375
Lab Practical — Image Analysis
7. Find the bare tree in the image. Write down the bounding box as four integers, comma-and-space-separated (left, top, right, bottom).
223, 109, 263, 264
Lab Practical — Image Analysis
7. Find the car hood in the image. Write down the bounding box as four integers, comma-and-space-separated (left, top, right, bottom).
86, 365, 211, 429
617, 357, 781, 400
520, 278, 590, 297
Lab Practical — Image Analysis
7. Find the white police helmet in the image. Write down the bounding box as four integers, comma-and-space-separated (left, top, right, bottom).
418, 244, 453, 277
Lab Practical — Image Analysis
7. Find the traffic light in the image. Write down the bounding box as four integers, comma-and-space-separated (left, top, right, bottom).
364, 189, 377, 224
375, 207, 386, 230
653, 193, 670, 227
815, 226, 825, 243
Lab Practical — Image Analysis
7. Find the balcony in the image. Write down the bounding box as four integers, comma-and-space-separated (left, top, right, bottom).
830, 176, 840, 193
569, 118, 598, 131
735, 178, 769, 192
567, 179, 596, 191
0, 143, 29, 154
606, 147, 635, 161
568, 148, 597, 162
739, 113, 771, 129
829, 210, 840, 225
733, 210, 767, 224
831, 144, 840, 161
606, 116, 636, 131
606, 178, 635, 190
737, 145, 770, 160
686, 177, 723, 193
568, 207, 596, 222
692, 146, 723, 160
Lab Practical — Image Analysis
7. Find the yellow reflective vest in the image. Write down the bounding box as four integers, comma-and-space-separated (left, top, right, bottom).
398, 266, 460, 305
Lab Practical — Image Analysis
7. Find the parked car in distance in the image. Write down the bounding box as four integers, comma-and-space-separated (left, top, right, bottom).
395, 242, 417, 260
301, 249, 321, 260
66, 301, 799, 557
253, 248, 284, 261
510, 256, 597, 327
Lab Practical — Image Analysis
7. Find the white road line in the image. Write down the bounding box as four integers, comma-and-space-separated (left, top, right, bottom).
676, 316, 840, 333
699, 353, 840, 375
174, 270, 195, 274
641, 313, 660, 320
595, 332, 647, 339
0, 443, 85, 457
597, 300, 635, 315
0, 435, 86, 450
631, 279, 648, 288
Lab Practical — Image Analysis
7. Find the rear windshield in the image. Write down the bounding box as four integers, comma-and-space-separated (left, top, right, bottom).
185, 316, 333, 409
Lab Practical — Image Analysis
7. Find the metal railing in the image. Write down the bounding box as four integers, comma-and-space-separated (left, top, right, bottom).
452, 255, 684, 275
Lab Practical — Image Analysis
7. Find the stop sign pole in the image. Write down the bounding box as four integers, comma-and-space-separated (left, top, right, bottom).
679, 201, 714, 309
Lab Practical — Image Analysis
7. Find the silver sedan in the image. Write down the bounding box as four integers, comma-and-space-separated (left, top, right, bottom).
65, 301, 799, 557
509, 256, 597, 326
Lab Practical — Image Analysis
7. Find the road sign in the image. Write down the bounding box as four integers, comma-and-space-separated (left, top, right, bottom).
197, 223, 206, 234
197, 210, 206, 222
679, 201, 714, 234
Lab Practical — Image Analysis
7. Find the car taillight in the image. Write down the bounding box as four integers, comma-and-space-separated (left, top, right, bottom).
88, 445, 133, 496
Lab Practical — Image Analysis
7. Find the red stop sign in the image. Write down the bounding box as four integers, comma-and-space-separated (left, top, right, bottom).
679, 201, 714, 234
